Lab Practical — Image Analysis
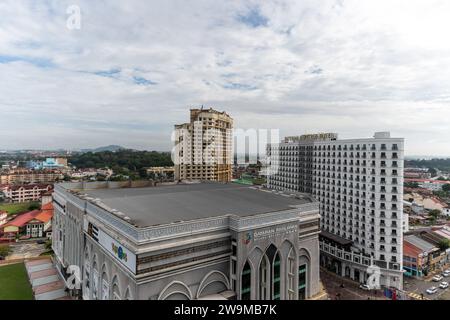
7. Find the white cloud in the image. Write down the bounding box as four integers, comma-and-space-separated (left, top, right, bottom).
0, 0, 450, 155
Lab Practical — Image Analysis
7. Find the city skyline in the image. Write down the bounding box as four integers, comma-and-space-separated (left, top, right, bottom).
2, 1, 450, 154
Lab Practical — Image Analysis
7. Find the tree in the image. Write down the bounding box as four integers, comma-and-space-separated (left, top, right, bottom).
429, 209, 441, 219
138, 168, 148, 179
442, 184, 450, 192
438, 239, 450, 251
428, 167, 437, 177
0, 245, 11, 259
28, 203, 40, 211
404, 182, 419, 188
45, 240, 52, 250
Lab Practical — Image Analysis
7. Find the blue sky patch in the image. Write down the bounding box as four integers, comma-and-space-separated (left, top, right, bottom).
133, 76, 157, 86
0, 55, 54, 68
94, 68, 122, 78
223, 82, 257, 91
237, 7, 268, 28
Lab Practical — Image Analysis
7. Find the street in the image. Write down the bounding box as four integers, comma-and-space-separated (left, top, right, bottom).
404, 274, 450, 300
320, 268, 387, 300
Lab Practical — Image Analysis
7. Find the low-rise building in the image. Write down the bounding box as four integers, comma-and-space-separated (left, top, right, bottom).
1, 184, 53, 203
403, 235, 439, 277
52, 181, 321, 300
404, 192, 449, 214
1, 203, 54, 239
26, 158, 67, 170
145, 167, 174, 180
404, 178, 450, 192
0, 169, 63, 184
69, 169, 98, 179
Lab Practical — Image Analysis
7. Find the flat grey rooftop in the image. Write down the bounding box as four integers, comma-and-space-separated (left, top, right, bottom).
404, 235, 436, 252
74, 183, 313, 227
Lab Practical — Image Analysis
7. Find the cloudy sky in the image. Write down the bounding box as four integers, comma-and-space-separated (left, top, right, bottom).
1, 0, 450, 155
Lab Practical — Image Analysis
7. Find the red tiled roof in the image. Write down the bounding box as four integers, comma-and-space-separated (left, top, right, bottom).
41, 202, 53, 211
35, 210, 53, 223
2, 203, 54, 228
5, 184, 53, 191
3, 210, 41, 228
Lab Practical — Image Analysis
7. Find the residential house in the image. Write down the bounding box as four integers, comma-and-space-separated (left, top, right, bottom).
1, 203, 54, 240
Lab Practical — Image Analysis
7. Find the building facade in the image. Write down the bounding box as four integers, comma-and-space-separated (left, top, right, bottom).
174, 108, 233, 182
403, 235, 438, 278
0, 169, 63, 185
52, 182, 321, 300
1, 203, 53, 239
267, 132, 404, 289
1, 184, 53, 203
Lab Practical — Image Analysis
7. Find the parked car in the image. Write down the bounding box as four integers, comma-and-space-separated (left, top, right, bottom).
433, 275, 443, 282
443, 271, 450, 277
359, 284, 370, 291
426, 287, 438, 294
440, 281, 449, 289
445, 269, 450, 274
36, 239, 46, 245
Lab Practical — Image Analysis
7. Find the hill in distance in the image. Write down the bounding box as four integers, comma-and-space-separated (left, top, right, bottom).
80, 145, 126, 153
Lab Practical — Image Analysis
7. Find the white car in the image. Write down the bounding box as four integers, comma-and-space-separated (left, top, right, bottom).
433, 275, 443, 282
426, 287, 438, 294
445, 269, 450, 274
443, 271, 450, 277
359, 284, 370, 291
440, 281, 449, 289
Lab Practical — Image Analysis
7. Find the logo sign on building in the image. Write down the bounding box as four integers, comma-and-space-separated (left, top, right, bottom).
84, 220, 136, 273
253, 224, 297, 242
243, 232, 252, 245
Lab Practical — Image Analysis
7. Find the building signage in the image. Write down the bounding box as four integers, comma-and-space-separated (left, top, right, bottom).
285, 133, 337, 142
251, 224, 297, 242
84, 220, 136, 273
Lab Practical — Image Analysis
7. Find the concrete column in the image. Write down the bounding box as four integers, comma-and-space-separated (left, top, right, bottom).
359, 270, 365, 283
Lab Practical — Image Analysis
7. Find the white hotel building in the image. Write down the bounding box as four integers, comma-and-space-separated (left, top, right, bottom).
267, 132, 404, 290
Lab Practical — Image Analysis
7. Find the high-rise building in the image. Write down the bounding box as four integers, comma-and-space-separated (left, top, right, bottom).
174, 108, 233, 182
267, 132, 404, 290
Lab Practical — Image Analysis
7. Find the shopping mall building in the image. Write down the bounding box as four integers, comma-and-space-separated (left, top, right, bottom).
52, 181, 321, 300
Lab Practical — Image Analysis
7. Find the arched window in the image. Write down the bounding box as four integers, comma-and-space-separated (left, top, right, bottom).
101, 270, 110, 300
287, 249, 295, 300
259, 256, 269, 299
112, 277, 121, 300
125, 288, 132, 300
241, 261, 251, 300
273, 252, 281, 300
83, 250, 90, 300
259, 244, 279, 300
92, 260, 98, 300
298, 264, 307, 300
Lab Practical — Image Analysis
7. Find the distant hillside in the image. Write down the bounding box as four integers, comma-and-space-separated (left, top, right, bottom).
69, 149, 173, 173
405, 158, 450, 172
80, 145, 125, 153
